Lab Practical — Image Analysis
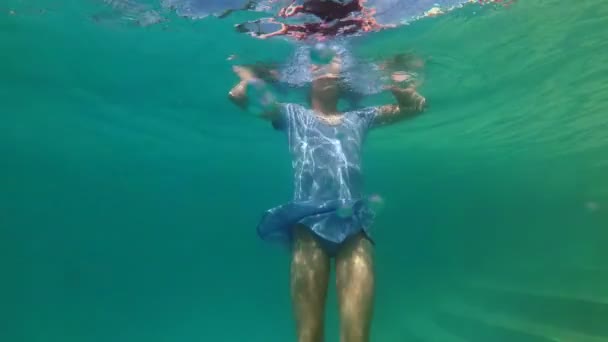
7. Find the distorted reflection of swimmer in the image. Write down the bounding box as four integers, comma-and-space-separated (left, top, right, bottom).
233, 0, 389, 40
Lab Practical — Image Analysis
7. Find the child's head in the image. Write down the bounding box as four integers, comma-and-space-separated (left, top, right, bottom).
311, 75, 340, 107
310, 56, 343, 110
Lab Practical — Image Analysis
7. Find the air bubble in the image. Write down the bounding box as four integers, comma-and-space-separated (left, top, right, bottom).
310, 42, 336, 65
366, 194, 385, 214
585, 201, 600, 213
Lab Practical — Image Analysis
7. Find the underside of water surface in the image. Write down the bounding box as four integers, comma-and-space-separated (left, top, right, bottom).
1, 0, 608, 341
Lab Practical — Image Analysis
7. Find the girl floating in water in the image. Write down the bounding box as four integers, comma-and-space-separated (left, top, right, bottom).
228, 52, 426, 342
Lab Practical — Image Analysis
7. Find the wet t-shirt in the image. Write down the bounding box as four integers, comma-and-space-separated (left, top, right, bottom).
257, 103, 379, 246
277, 103, 377, 201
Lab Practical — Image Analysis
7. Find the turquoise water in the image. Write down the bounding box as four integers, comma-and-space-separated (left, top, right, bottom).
1, 0, 608, 341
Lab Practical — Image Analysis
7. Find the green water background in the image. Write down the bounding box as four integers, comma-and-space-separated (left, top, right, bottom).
1, 0, 607, 341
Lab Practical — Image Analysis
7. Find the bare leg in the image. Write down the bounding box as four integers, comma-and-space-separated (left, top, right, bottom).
336, 233, 375, 342
291, 225, 331, 342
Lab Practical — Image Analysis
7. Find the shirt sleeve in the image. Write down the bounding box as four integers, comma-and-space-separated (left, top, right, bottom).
270, 103, 288, 131
271, 103, 304, 131
352, 106, 381, 131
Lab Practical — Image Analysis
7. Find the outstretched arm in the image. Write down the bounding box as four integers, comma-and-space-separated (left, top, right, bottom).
228, 66, 281, 121
373, 86, 426, 126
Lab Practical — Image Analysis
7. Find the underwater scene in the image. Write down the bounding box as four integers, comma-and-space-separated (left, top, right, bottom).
1, 0, 607, 341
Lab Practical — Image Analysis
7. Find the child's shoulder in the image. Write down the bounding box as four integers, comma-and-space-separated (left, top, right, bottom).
281, 103, 310, 116
344, 106, 380, 129
346, 106, 379, 118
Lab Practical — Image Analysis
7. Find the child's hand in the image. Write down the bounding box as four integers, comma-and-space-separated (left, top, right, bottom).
390, 86, 426, 112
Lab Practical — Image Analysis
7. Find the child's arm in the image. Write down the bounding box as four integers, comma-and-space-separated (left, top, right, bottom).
228, 66, 282, 121
373, 86, 426, 126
